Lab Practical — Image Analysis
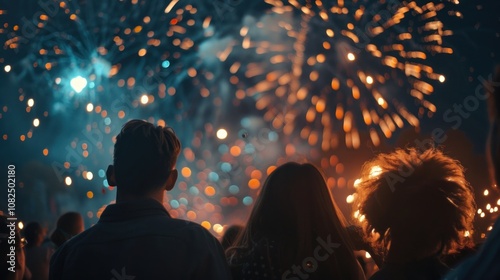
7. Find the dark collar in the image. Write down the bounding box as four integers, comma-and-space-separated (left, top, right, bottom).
98, 198, 171, 223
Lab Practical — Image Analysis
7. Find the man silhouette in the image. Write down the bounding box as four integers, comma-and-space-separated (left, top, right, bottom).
50, 120, 231, 279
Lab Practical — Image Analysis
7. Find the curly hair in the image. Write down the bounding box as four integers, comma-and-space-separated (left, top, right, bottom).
354, 148, 476, 256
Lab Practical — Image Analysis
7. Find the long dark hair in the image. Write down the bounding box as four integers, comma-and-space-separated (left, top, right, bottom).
228, 162, 362, 279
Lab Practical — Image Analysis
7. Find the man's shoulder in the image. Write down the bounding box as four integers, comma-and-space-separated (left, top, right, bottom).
61, 216, 214, 248
138, 215, 213, 237
49, 214, 230, 280
53, 224, 97, 254
166, 218, 220, 244
52, 216, 217, 263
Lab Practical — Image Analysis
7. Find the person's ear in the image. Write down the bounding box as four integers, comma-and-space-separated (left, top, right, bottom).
165, 169, 178, 191
106, 165, 117, 187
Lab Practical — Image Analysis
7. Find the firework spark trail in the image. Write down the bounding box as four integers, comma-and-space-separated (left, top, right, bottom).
1, 0, 218, 169
223, 0, 459, 149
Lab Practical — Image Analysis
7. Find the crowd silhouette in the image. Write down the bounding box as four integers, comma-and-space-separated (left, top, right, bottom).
1, 66, 499, 279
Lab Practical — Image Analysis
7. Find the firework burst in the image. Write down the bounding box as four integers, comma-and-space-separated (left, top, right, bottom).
223, 0, 460, 149
3, 0, 207, 114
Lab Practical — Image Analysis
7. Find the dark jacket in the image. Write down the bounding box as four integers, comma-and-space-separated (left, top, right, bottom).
49, 198, 231, 280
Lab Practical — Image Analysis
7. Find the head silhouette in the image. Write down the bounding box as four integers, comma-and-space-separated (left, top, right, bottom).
107, 119, 181, 198
354, 148, 476, 259
230, 162, 361, 279
24, 222, 45, 248
50, 212, 84, 248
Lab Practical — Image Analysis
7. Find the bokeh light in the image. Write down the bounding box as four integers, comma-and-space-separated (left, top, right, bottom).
70, 76, 88, 93
216, 128, 228, 140
65, 177, 72, 186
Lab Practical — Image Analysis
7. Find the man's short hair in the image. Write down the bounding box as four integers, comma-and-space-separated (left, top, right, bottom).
113, 120, 181, 194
